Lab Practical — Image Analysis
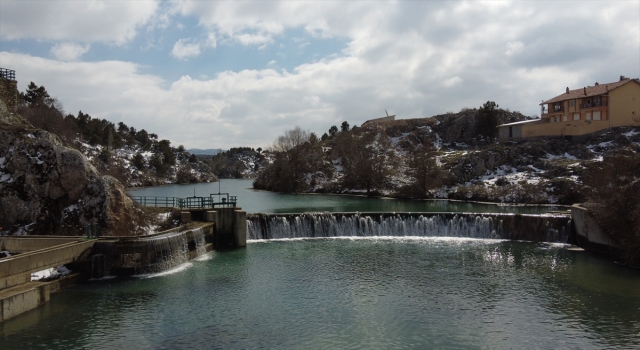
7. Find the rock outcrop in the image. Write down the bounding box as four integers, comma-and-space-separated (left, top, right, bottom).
0, 100, 147, 236
433, 109, 528, 145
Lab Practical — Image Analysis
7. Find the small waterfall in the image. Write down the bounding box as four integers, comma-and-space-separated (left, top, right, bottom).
142, 233, 189, 274
90, 242, 114, 279
247, 212, 572, 243
248, 213, 499, 240
193, 227, 207, 256
90, 254, 108, 279
89, 225, 214, 277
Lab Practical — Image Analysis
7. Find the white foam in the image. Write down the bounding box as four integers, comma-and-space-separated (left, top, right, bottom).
248, 236, 507, 244
134, 262, 193, 279
193, 251, 215, 261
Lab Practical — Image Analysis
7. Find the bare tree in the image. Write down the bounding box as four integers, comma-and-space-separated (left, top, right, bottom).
270, 126, 310, 152
333, 127, 396, 195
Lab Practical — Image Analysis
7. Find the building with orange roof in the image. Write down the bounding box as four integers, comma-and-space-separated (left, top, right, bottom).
498, 76, 640, 141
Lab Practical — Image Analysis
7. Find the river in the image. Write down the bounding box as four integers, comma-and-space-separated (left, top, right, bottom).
2, 180, 639, 349
127, 179, 563, 214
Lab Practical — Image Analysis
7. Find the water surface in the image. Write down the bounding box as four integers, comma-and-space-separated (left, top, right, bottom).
2, 239, 639, 349
128, 179, 562, 214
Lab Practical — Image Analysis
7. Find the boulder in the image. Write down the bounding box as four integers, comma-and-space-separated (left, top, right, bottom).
0, 106, 147, 236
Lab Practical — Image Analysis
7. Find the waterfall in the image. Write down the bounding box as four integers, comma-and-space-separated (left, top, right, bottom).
248, 213, 499, 240
193, 227, 207, 256
90, 254, 108, 279
90, 241, 114, 279
142, 233, 189, 274
247, 212, 572, 243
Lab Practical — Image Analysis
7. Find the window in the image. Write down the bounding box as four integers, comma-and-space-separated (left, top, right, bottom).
593, 111, 601, 120
594, 97, 601, 106
563, 115, 568, 121
586, 112, 591, 120
573, 113, 580, 120
584, 99, 591, 108
569, 100, 575, 107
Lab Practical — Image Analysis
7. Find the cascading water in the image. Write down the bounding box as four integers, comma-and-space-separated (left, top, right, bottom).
142, 233, 189, 274
192, 227, 207, 256
90, 254, 107, 279
247, 212, 572, 243
90, 241, 114, 279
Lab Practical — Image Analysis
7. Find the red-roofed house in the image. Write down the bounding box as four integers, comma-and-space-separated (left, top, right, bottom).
498, 76, 640, 141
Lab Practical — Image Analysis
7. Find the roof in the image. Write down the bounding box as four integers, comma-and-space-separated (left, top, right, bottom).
541, 78, 640, 105
497, 119, 542, 128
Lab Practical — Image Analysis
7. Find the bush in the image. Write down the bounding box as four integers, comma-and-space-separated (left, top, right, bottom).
132, 152, 146, 170
584, 151, 640, 265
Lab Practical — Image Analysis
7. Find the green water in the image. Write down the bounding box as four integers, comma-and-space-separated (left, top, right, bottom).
128, 179, 562, 214
2, 239, 639, 349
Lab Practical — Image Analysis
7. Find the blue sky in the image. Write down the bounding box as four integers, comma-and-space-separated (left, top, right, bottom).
1, 0, 639, 149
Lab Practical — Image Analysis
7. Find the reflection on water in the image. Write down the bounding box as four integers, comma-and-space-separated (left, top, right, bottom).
128, 179, 563, 214
2, 239, 639, 349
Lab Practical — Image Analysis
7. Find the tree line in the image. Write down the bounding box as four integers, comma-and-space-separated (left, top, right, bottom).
18, 82, 203, 181
253, 123, 452, 196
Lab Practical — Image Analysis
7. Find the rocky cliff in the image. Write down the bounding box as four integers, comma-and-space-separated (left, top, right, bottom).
0, 100, 148, 236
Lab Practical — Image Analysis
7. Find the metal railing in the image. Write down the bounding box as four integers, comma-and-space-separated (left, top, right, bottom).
209, 192, 237, 207
580, 101, 608, 109
130, 196, 177, 208
177, 197, 213, 209
131, 194, 237, 209
86, 223, 100, 238
0, 68, 16, 81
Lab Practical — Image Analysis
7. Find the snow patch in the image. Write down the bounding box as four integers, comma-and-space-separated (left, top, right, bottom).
31, 266, 71, 281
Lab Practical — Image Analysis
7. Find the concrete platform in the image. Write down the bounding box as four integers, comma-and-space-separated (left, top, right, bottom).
0, 273, 82, 322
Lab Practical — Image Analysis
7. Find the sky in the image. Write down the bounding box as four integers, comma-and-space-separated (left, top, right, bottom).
1, 0, 639, 149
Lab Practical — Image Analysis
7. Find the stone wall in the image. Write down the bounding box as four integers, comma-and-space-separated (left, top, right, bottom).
0, 78, 18, 113
571, 204, 621, 256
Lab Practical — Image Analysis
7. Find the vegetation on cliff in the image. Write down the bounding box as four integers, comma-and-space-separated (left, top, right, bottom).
206, 147, 265, 179
254, 103, 640, 207
17, 82, 217, 187
583, 150, 640, 265
1, 98, 156, 236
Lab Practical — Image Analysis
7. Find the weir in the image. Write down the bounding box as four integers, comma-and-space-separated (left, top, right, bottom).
247, 212, 573, 243
90, 225, 211, 277
0, 225, 214, 322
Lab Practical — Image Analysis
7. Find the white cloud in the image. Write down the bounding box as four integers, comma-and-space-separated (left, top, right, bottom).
205, 33, 217, 48
0, 1, 158, 44
2, 1, 639, 149
505, 41, 524, 57
443, 76, 463, 88
50, 43, 90, 61
171, 39, 201, 60
235, 33, 274, 46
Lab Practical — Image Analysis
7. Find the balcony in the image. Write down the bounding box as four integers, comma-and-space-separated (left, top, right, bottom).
0, 68, 16, 81
541, 105, 563, 116
580, 101, 608, 110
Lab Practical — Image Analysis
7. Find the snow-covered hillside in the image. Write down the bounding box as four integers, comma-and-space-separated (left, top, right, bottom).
77, 141, 216, 187
254, 108, 640, 204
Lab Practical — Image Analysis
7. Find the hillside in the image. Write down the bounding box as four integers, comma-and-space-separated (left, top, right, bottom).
0, 98, 153, 236
207, 147, 266, 179
254, 105, 640, 205
17, 82, 217, 187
